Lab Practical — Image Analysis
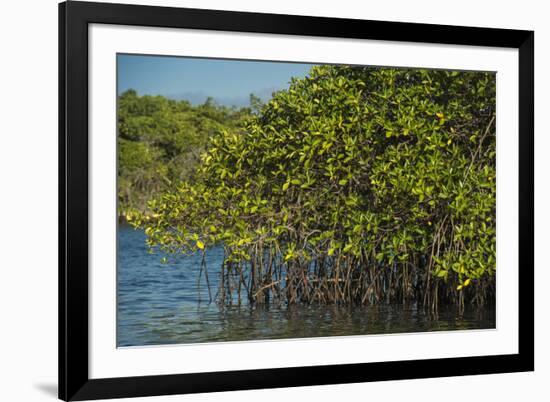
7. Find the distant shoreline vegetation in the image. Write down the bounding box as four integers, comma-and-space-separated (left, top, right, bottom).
123, 64, 496, 312
118, 89, 259, 214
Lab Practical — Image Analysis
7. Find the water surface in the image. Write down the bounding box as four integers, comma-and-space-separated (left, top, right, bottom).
117, 225, 495, 347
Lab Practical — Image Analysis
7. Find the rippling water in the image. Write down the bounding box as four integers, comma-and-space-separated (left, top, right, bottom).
117, 225, 495, 347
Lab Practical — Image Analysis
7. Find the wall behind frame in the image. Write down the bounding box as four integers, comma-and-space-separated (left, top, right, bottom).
0, 0, 545, 401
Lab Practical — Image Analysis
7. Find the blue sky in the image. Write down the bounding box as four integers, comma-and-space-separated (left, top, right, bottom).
117, 54, 315, 107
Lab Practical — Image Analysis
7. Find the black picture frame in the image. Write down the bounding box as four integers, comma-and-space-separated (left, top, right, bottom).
59, 1, 534, 400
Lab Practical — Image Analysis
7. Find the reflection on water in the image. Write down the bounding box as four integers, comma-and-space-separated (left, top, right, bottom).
117, 225, 495, 347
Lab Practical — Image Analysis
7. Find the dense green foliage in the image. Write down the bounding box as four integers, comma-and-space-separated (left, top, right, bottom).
130, 66, 496, 310
118, 90, 251, 212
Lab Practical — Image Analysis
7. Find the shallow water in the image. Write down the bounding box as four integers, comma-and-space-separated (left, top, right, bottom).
117, 225, 495, 347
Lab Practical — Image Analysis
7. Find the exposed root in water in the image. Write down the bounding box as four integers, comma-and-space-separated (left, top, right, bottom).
204, 246, 495, 310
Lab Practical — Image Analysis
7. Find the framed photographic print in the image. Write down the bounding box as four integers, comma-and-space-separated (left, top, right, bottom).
59, 1, 534, 400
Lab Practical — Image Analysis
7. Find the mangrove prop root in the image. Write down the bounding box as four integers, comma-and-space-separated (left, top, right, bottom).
204, 245, 495, 308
